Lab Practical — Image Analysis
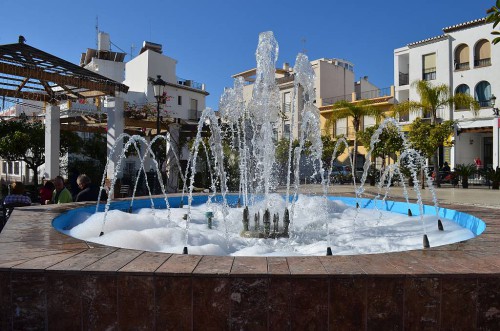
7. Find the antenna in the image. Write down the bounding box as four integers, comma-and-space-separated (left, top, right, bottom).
95, 16, 99, 49
301, 37, 307, 54
130, 44, 136, 60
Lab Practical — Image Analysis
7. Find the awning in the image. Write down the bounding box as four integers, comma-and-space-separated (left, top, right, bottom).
456, 118, 494, 134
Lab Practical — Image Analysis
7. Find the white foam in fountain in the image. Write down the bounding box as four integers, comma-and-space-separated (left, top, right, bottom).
68, 194, 474, 256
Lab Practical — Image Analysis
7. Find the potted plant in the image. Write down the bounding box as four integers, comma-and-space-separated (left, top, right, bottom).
454, 163, 476, 188
485, 167, 500, 190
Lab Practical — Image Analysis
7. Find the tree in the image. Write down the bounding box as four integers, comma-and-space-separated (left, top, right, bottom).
487, 0, 500, 44
358, 123, 405, 168
407, 118, 455, 159
328, 100, 386, 170
0, 118, 82, 186
392, 80, 479, 186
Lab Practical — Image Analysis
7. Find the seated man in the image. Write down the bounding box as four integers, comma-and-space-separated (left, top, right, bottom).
75, 174, 107, 202
3, 182, 31, 207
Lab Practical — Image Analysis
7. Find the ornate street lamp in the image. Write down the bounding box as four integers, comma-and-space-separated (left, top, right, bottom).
148, 75, 167, 135
492, 94, 499, 116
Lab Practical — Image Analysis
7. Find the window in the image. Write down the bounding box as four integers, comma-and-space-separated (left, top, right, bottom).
456, 84, 470, 95
13, 162, 19, 175
178, 95, 182, 105
455, 84, 471, 111
283, 123, 290, 140
283, 92, 291, 112
475, 81, 492, 107
422, 53, 436, 81
474, 39, 491, 67
190, 99, 198, 111
2, 162, 6, 174
454, 44, 470, 70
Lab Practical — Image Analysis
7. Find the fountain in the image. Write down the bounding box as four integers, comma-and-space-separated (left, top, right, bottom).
56, 31, 483, 257
2, 31, 495, 330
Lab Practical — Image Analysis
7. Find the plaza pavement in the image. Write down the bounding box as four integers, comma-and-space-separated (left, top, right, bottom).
278, 183, 500, 209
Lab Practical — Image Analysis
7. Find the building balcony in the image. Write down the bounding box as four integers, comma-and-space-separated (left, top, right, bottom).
398, 72, 409, 86
188, 109, 201, 120
176, 77, 205, 90
454, 62, 470, 71
474, 58, 491, 67
356, 87, 392, 100
478, 100, 492, 108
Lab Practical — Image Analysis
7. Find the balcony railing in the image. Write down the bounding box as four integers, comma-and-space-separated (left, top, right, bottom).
478, 100, 492, 108
357, 87, 392, 100
322, 94, 352, 106
399, 72, 409, 86
188, 109, 200, 120
454, 62, 470, 70
177, 77, 204, 90
474, 58, 491, 67
423, 67, 436, 81
322, 86, 393, 106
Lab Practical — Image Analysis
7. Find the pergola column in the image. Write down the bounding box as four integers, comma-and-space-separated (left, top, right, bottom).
106, 92, 125, 180
494, 117, 500, 169
44, 103, 60, 179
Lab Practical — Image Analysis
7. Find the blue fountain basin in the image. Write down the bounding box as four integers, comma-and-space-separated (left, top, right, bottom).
52, 195, 486, 237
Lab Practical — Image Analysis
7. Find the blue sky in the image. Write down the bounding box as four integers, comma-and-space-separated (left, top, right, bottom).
0, 0, 491, 109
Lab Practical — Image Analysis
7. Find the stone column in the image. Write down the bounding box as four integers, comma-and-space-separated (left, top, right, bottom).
44, 103, 60, 179
106, 92, 125, 180
493, 117, 500, 169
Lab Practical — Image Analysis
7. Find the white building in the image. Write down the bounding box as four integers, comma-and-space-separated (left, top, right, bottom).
394, 18, 500, 169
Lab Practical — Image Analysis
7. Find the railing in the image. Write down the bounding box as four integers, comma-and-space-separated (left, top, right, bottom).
188, 109, 200, 120
454, 62, 470, 70
474, 58, 491, 67
422, 67, 436, 81
322, 94, 352, 106
357, 87, 392, 100
322, 86, 393, 106
399, 72, 409, 86
478, 100, 492, 108
177, 77, 204, 90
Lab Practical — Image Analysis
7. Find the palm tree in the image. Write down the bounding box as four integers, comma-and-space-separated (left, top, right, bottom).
328, 100, 387, 171
392, 80, 479, 187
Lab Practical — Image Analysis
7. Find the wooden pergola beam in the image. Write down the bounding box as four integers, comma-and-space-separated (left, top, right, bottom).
0, 62, 114, 97
0, 87, 68, 103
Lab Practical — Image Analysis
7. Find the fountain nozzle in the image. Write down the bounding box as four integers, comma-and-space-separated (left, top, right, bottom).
438, 219, 444, 231
182, 247, 188, 254
326, 247, 333, 256
99, 232, 104, 237
423, 234, 430, 248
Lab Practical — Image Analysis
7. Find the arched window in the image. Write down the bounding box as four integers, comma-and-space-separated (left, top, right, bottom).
455, 84, 470, 95
454, 44, 470, 70
455, 84, 470, 110
474, 39, 491, 67
475, 81, 491, 107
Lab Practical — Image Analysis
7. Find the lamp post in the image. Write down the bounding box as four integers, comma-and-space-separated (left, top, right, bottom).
492, 94, 499, 116
148, 75, 167, 135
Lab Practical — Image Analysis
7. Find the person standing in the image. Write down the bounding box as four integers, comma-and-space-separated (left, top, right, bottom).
48, 176, 72, 204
